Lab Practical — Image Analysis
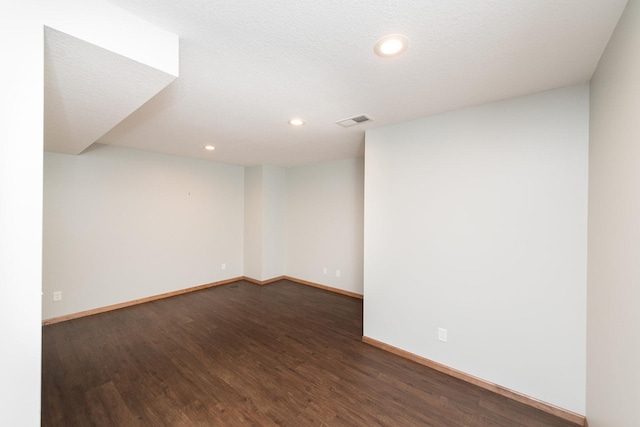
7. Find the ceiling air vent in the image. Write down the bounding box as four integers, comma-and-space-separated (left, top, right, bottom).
336, 114, 373, 127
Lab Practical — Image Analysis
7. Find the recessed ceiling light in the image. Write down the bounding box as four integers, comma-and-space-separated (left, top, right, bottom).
374, 34, 409, 57
204, 145, 215, 151
288, 118, 305, 126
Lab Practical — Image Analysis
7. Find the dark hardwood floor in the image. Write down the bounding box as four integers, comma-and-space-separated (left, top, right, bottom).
42, 280, 579, 426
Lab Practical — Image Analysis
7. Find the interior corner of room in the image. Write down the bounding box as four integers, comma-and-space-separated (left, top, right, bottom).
2, 0, 639, 426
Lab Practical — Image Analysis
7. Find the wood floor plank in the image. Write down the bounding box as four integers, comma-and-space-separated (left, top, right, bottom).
42, 280, 581, 426
84, 381, 139, 426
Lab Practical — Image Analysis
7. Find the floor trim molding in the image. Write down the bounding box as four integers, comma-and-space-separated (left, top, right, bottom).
284, 276, 363, 299
42, 277, 243, 325
42, 275, 363, 326
242, 276, 286, 285
362, 336, 585, 427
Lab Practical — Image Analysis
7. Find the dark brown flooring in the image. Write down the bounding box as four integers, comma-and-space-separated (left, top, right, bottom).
42, 280, 579, 426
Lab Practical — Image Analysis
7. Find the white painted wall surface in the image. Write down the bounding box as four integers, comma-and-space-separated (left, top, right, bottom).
43, 145, 244, 319
587, 1, 640, 425
244, 166, 264, 280
286, 158, 365, 294
262, 165, 286, 280
364, 85, 588, 414
244, 165, 286, 281
0, 6, 43, 426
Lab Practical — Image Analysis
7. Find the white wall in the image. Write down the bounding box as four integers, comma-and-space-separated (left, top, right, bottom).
244, 166, 264, 280
364, 85, 589, 414
286, 158, 364, 294
587, 0, 640, 425
44, 149, 362, 318
262, 165, 286, 280
0, 7, 43, 426
243, 165, 286, 281
43, 144, 244, 319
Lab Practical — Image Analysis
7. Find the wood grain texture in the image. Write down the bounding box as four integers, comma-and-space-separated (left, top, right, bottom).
42, 277, 243, 325
42, 279, 582, 426
363, 336, 586, 426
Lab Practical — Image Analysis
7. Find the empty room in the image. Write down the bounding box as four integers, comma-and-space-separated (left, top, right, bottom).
1, 1, 639, 426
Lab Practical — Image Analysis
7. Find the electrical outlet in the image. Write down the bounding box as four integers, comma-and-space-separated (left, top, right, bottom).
336, 270, 341, 277
221, 263, 226, 270
53, 291, 62, 302
323, 267, 327, 275
438, 328, 447, 342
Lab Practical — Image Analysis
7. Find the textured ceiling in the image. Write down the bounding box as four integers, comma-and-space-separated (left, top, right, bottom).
44, 27, 176, 155
52, 0, 628, 166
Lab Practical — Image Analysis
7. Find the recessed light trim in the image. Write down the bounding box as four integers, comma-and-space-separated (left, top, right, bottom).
204, 145, 216, 151
374, 34, 409, 57
288, 118, 305, 126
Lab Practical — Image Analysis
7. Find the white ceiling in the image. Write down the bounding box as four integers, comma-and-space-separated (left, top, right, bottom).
46, 0, 628, 167
44, 27, 176, 155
